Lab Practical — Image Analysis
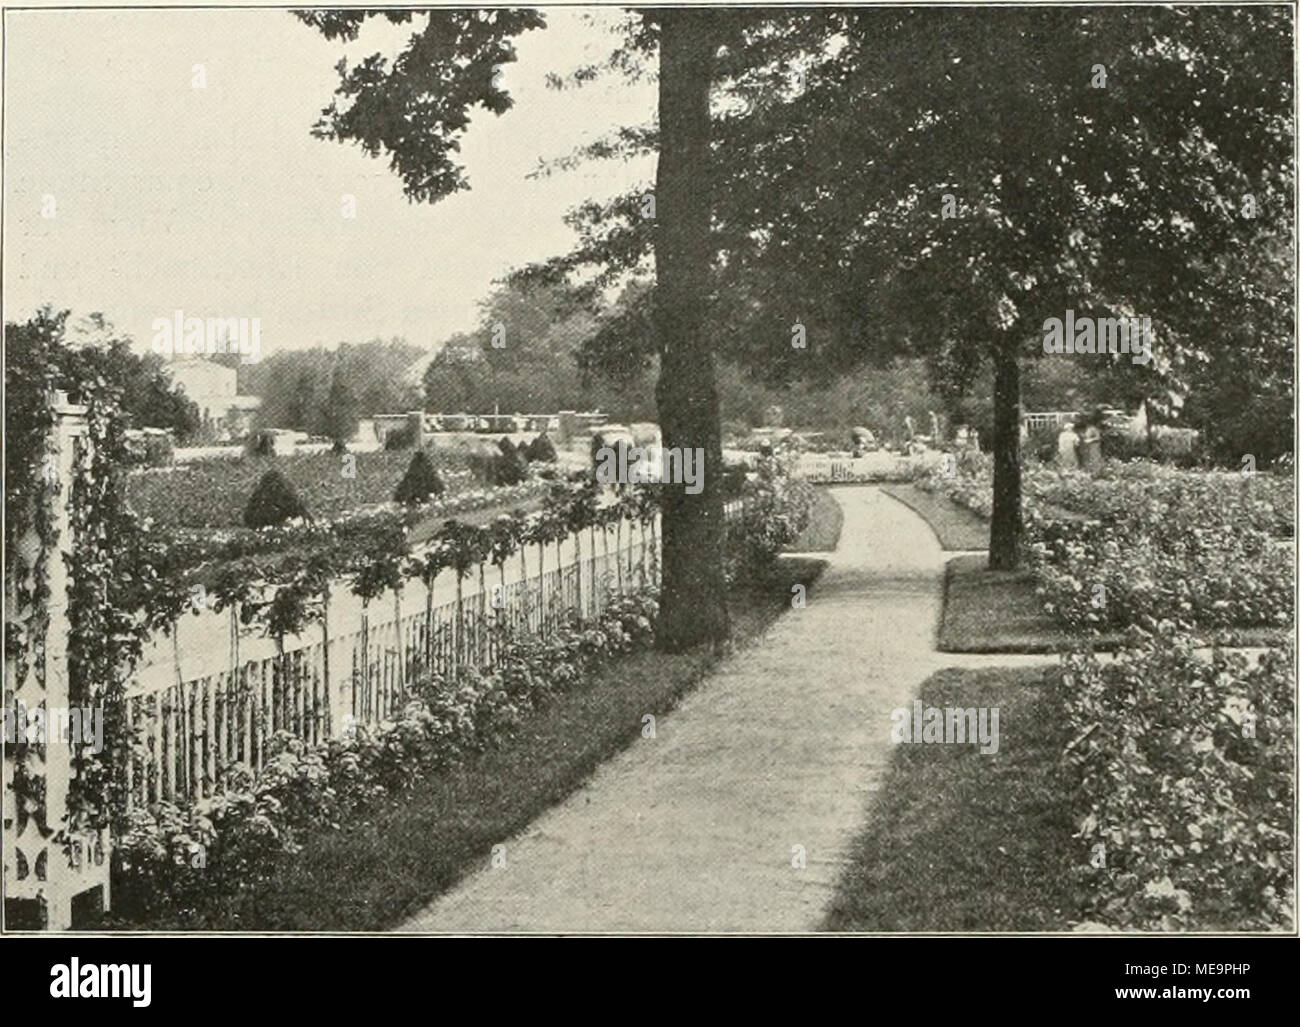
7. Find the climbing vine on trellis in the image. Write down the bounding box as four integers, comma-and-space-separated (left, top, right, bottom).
5, 307, 163, 832
5, 310, 664, 833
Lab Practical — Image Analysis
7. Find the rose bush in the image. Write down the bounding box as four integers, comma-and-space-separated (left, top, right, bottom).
916, 456, 1295, 634
726, 448, 815, 580
1030, 508, 1293, 634
1055, 625, 1294, 931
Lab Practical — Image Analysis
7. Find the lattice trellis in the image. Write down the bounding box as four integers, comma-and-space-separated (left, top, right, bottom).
3, 395, 111, 929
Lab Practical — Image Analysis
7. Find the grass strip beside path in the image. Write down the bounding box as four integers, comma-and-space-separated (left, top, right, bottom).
823, 665, 1078, 932
786, 486, 846, 553
879, 483, 988, 550
939, 553, 1085, 653
146, 556, 828, 931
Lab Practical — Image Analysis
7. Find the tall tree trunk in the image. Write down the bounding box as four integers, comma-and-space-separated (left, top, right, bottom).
654, 10, 729, 652
989, 337, 1023, 570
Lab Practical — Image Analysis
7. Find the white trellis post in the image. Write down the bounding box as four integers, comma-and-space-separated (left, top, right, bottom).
3, 394, 112, 929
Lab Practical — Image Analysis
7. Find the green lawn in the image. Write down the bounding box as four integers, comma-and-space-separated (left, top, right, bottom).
939, 553, 1088, 653
823, 665, 1079, 932
879, 483, 988, 550
786, 487, 845, 553
125, 556, 827, 931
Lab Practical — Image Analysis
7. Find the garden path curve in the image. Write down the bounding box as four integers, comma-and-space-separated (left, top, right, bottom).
397, 486, 1047, 933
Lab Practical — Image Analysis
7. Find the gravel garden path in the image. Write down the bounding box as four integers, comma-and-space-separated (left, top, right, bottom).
397, 486, 1050, 933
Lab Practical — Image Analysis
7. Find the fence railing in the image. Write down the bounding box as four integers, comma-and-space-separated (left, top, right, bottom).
797, 451, 943, 482
123, 498, 747, 808
1022, 411, 1079, 432
4, 394, 745, 928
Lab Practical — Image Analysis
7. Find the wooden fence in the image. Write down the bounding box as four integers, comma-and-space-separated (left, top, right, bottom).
3, 395, 744, 929
797, 451, 943, 482
121, 499, 746, 808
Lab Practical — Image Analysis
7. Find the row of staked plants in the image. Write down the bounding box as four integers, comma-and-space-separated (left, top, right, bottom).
4, 312, 812, 924
2, 315, 639, 851
109, 455, 815, 925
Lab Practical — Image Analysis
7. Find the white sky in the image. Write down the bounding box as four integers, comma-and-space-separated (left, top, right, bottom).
3, 6, 657, 357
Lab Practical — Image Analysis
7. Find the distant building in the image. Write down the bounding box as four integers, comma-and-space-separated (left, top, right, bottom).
166, 358, 261, 439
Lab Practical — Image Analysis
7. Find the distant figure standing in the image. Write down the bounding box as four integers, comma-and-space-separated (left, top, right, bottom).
1057, 422, 1080, 469
1078, 422, 1103, 471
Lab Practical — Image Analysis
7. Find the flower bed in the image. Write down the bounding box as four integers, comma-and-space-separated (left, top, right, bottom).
152, 479, 548, 579
1027, 460, 1293, 540
111, 589, 661, 922
728, 449, 816, 579
1030, 511, 1293, 633
915, 452, 996, 518
915, 457, 1295, 634
918, 455, 1294, 539
127, 449, 486, 529
1055, 626, 1294, 930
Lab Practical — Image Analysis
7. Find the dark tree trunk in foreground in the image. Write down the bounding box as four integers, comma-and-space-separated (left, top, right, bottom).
988, 336, 1023, 570
653, 10, 730, 651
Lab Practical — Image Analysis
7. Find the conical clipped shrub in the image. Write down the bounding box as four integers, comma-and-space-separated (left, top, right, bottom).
247, 429, 277, 458
383, 422, 417, 450
527, 431, 557, 463
497, 436, 518, 458
244, 468, 309, 528
491, 447, 527, 486
393, 449, 446, 505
